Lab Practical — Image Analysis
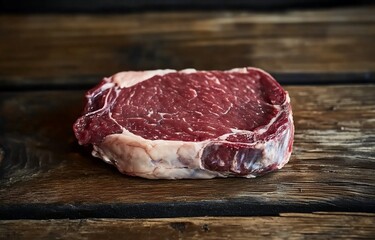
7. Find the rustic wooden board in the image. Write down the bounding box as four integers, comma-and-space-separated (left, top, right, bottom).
0, 85, 374, 219
1, 213, 374, 239
0, 6, 374, 87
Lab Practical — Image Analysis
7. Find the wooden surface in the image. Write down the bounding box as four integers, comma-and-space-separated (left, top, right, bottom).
1, 4, 375, 238
0, 5, 375, 88
1, 213, 375, 239
0, 85, 374, 219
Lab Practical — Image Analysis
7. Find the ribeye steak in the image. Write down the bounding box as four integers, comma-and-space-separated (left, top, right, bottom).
73, 67, 294, 179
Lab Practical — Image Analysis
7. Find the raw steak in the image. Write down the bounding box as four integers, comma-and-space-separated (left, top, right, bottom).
73, 67, 294, 179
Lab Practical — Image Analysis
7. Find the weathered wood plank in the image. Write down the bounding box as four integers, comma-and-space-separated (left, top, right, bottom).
1, 213, 374, 239
0, 6, 374, 86
0, 85, 374, 218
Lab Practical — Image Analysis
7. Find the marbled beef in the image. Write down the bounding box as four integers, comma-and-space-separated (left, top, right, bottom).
73, 67, 294, 179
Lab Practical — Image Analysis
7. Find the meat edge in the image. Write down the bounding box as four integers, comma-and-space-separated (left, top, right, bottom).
91, 97, 294, 179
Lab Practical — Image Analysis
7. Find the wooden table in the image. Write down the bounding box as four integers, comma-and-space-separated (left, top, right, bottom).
1, 5, 374, 239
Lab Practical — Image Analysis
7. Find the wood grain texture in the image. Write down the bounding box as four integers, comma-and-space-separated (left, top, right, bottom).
0, 85, 374, 218
0, 5, 374, 86
1, 213, 374, 240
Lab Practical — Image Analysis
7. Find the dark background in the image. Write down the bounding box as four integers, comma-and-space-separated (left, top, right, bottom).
0, 0, 373, 13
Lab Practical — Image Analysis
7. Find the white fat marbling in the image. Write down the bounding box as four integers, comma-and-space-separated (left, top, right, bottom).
112, 69, 176, 88
93, 130, 217, 179
110, 67, 267, 89
89, 68, 294, 179
112, 68, 198, 88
